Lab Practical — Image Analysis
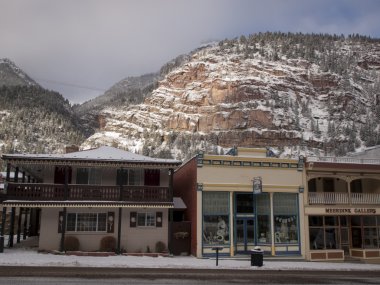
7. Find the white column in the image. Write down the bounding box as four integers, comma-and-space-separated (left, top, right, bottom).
270, 192, 275, 256
196, 190, 203, 258
229, 191, 234, 256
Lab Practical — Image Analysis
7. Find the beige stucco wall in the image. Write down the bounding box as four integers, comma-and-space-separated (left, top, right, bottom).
39, 208, 117, 251
39, 207, 168, 252
198, 165, 303, 192
121, 209, 168, 253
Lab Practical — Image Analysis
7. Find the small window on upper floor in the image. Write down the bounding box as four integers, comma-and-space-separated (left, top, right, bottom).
116, 169, 142, 186
144, 169, 160, 186
76, 168, 102, 185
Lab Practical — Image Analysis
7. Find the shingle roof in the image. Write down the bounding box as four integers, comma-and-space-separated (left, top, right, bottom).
2, 146, 181, 165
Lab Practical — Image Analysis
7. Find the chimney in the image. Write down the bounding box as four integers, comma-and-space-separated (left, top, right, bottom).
65, 145, 79, 154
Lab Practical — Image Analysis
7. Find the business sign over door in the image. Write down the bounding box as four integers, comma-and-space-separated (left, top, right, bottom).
325, 208, 377, 214
305, 207, 379, 215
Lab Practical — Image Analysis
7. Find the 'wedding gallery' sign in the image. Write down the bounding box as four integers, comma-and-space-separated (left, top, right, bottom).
325, 208, 377, 214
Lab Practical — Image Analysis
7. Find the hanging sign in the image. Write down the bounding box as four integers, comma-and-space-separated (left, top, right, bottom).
253, 176, 262, 194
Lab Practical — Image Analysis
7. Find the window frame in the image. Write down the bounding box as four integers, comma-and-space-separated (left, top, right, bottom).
117, 168, 143, 186
76, 168, 102, 185
137, 212, 156, 227
66, 212, 107, 232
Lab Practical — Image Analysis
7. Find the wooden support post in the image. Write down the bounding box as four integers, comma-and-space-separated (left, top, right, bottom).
14, 167, 19, 183
0, 207, 7, 253
6, 163, 11, 183
23, 208, 28, 240
59, 207, 67, 252
64, 166, 69, 200
168, 168, 174, 255
116, 173, 123, 254
117, 207, 122, 254
8, 207, 15, 247
17, 207, 23, 243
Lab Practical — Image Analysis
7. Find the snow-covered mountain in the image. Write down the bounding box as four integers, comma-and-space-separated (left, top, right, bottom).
0, 58, 38, 87
0, 60, 85, 158
81, 33, 380, 160
1, 33, 380, 162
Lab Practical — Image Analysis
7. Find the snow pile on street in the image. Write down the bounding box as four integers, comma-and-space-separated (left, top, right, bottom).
1, 248, 380, 271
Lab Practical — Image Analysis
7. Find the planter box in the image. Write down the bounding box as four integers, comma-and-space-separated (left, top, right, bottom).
351, 249, 380, 259
309, 250, 344, 261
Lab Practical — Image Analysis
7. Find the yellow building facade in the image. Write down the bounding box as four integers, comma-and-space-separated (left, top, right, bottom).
196, 148, 306, 258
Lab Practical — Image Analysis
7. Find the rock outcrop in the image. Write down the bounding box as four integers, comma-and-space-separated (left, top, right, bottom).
82, 34, 380, 159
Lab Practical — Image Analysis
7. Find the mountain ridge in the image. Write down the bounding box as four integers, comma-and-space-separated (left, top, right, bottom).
0, 58, 39, 87
80, 32, 380, 159
1, 32, 380, 161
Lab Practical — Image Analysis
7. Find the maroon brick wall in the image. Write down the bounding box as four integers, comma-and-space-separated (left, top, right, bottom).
173, 157, 197, 256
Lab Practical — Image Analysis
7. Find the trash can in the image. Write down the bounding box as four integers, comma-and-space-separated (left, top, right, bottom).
251, 246, 263, 267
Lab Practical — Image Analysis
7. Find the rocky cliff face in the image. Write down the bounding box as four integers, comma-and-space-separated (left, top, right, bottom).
81, 33, 380, 159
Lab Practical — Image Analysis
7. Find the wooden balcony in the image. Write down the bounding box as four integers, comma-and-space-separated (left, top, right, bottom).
309, 192, 380, 205
5, 183, 171, 203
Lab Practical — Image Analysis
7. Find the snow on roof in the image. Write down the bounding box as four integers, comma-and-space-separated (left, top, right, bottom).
2, 146, 181, 165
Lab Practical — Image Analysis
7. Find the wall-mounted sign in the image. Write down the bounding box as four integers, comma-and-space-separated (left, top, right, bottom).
306, 207, 378, 215
253, 177, 262, 194
325, 208, 377, 214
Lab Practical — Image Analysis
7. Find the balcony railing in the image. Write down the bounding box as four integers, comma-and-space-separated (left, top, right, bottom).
5, 183, 171, 202
309, 192, 380, 205
351, 193, 380, 205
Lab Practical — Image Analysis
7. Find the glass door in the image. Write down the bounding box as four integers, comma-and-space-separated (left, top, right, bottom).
235, 218, 255, 253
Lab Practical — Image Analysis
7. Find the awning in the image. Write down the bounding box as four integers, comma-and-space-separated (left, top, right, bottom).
1, 200, 174, 208
173, 197, 187, 210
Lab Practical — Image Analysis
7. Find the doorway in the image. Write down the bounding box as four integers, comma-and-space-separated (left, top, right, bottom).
235, 218, 255, 253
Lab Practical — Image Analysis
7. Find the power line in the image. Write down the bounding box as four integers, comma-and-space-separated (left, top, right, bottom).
35, 78, 106, 92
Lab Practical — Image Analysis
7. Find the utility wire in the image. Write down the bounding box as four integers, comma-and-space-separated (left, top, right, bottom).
35, 78, 106, 92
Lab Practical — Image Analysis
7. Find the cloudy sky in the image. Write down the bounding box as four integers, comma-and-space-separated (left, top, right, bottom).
1, 0, 380, 104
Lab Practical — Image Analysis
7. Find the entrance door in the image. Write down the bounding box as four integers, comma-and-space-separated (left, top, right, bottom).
235, 218, 255, 253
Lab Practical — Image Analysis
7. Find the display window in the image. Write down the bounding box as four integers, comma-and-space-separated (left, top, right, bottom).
256, 193, 271, 243
202, 192, 229, 245
273, 193, 299, 244
309, 216, 341, 250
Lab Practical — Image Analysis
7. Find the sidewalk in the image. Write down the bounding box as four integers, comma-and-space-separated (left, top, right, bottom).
1, 236, 380, 271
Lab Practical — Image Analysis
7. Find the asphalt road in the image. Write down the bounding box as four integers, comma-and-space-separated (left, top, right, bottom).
0, 266, 380, 284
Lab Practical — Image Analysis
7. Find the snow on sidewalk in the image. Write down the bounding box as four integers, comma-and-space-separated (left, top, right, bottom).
1, 248, 380, 271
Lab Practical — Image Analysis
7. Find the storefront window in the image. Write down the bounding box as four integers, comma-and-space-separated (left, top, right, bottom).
203, 192, 229, 245
364, 216, 378, 248
257, 193, 271, 243
309, 216, 340, 250
273, 193, 299, 244
352, 216, 380, 249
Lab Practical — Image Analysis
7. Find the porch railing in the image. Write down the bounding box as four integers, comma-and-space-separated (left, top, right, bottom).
308, 192, 349, 205
309, 192, 380, 205
5, 183, 171, 202
351, 193, 380, 205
